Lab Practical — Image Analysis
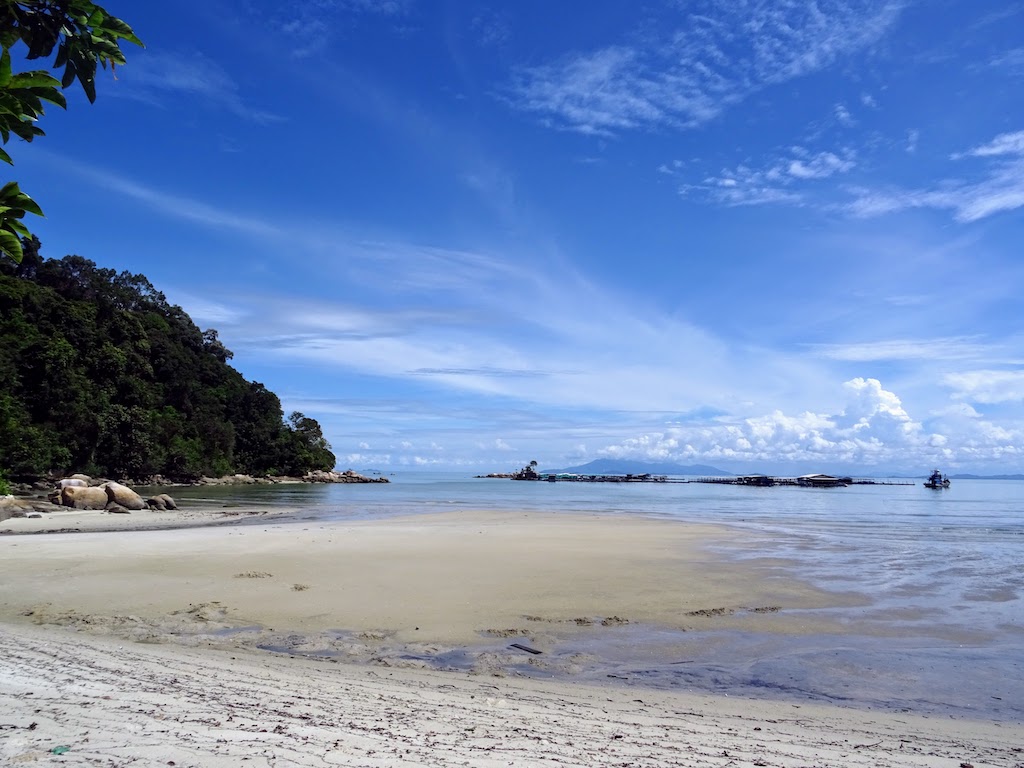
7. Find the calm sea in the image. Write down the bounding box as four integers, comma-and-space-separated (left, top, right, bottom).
161, 473, 1024, 721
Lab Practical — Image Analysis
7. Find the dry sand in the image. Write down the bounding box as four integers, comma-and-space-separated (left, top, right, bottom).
2, 622, 1020, 767
1, 508, 1022, 765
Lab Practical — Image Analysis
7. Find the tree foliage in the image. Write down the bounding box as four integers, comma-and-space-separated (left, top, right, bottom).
0, 1, 142, 262
0, 240, 337, 481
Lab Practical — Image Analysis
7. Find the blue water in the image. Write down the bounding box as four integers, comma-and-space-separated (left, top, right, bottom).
161, 473, 1024, 720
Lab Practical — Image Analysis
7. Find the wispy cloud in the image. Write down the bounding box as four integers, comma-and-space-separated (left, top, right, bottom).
807, 337, 989, 362
988, 47, 1024, 76
119, 51, 283, 124
271, 0, 413, 58
51, 154, 283, 237
834, 103, 854, 126
845, 129, 1024, 222
506, 1, 906, 135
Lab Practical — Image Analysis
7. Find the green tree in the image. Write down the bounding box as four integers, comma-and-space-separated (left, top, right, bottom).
0, 1, 142, 263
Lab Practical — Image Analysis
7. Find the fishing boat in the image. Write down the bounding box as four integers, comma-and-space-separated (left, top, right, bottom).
923, 469, 950, 489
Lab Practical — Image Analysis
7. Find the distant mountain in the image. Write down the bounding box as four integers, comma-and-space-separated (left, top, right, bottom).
544, 459, 732, 476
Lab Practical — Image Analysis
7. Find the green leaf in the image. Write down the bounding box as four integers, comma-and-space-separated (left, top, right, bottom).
0, 229, 24, 263
61, 61, 77, 89
0, 147, 10, 165
10, 71, 62, 89
15, 193, 44, 218
0, 50, 11, 88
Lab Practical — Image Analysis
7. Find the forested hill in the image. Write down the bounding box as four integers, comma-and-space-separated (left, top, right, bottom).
0, 240, 336, 482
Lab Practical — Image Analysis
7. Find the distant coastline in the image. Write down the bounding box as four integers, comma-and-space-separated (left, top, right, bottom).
484, 459, 1024, 481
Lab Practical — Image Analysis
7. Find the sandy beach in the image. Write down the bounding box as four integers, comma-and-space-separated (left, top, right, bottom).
1, 505, 1021, 765
3, 621, 1020, 767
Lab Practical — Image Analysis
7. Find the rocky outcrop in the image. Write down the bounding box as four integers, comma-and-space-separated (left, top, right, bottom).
197, 471, 388, 485
304, 470, 389, 484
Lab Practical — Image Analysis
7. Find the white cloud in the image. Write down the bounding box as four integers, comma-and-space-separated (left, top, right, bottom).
594, 378, 948, 470
960, 130, 1024, 158
834, 103, 854, 125
787, 150, 855, 179
506, 1, 906, 135
906, 129, 919, 153
944, 370, 1024, 403
681, 147, 855, 205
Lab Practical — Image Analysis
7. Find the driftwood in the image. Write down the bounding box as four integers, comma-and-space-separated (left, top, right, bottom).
509, 643, 542, 655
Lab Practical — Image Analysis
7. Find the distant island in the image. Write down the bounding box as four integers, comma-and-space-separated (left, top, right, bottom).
541, 459, 732, 476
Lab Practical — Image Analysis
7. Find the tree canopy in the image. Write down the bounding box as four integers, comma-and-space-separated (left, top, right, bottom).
0, 1, 142, 263
0, 241, 337, 481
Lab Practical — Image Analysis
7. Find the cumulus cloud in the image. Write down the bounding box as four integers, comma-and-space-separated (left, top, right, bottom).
597, 378, 939, 469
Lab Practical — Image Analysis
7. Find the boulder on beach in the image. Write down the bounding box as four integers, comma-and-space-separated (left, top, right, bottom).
102, 482, 147, 511
146, 493, 178, 511
60, 486, 109, 510
58, 478, 88, 490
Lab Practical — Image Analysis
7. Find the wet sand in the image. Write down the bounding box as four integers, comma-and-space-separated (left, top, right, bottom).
0, 508, 857, 647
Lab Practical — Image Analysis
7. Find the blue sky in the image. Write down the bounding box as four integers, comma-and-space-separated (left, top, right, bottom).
11, 0, 1024, 474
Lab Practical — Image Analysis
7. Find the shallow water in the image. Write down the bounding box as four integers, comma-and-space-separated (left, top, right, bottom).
155, 473, 1024, 720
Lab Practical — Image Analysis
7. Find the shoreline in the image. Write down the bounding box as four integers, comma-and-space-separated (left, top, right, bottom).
2, 506, 1022, 736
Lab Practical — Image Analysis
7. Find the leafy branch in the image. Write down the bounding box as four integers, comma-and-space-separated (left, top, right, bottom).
0, 1, 142, 262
